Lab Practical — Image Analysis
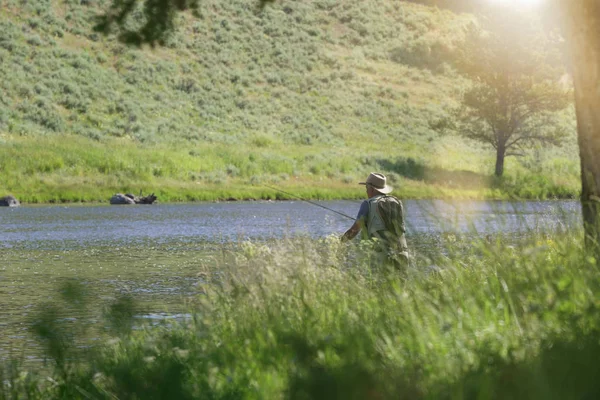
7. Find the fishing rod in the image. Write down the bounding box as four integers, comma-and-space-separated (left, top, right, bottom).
262, 184, 355, 221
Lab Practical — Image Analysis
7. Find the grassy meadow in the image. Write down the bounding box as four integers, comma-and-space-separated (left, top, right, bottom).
2, 230, 600, 399
0, 0, 580, 202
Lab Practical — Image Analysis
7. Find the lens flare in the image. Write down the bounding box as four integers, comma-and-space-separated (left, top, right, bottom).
486, 0, 545, 8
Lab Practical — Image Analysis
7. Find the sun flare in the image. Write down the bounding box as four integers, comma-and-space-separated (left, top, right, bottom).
486, 0, 546, 8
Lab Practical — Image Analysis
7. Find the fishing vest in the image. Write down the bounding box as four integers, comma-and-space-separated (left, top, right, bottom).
363, 194, 408, 251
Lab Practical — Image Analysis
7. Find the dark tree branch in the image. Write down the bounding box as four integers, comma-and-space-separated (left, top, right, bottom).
97, 0, 274, 45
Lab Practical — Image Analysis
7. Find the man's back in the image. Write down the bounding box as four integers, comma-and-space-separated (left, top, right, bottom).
371, 195, 408, 251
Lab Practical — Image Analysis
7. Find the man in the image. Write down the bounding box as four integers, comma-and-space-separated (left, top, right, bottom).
342, 172, 409, 271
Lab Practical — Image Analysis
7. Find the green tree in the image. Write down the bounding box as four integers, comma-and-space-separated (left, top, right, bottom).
440, 12, 571, 177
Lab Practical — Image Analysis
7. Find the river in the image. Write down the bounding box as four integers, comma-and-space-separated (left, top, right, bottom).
0, 199, 581, 248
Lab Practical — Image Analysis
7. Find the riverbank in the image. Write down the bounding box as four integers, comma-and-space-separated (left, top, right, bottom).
1, 134, 580, 204
1, 180, 578, 205
1, 182, 497, 204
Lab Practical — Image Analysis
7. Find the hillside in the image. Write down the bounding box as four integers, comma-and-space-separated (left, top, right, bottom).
0, 0, 580, 202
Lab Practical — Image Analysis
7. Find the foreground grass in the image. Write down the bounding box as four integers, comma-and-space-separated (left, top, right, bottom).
4, 230, 600, 399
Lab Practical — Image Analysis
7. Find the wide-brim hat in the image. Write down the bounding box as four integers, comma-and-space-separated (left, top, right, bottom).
359, 172, 393, 194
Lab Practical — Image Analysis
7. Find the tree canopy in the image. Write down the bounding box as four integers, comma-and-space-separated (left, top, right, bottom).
437, 10, 571, 177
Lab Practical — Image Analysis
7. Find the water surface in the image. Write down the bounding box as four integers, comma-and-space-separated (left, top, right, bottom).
0, 199, 581, 248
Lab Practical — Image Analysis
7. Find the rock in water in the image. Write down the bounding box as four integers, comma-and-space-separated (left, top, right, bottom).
110, 193, 136, 205
0, 195, 20, 207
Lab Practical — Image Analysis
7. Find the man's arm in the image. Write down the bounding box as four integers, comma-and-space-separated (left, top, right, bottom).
341, 200, 369, 242
341, 221, 361, 242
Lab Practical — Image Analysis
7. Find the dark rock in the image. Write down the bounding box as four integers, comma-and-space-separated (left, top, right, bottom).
0, 195, 20, 207
110, 192, 157, 205
136, 193, 157, 204
110, 193, 136, 205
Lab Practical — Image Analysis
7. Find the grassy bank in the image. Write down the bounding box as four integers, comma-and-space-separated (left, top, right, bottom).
3, 230, 600, 399
0, 134, 580, 203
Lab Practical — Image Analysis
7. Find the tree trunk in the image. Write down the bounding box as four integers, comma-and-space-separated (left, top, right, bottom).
561, 2, 600, 252
495, 144, 505, 177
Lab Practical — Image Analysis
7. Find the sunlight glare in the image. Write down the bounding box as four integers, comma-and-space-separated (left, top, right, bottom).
486, 0, 546, 9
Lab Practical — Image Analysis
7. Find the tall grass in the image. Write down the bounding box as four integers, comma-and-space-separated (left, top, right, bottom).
4, 230, 600, 399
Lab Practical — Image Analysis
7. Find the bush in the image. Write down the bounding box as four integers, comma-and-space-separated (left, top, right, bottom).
7, 231, 600, 399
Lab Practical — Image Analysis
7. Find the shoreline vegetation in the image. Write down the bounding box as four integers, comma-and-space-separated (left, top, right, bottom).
3, 232, 600, 399
1, 188, 581, 206
1, 177, 580, 205
0, 134, 580, 205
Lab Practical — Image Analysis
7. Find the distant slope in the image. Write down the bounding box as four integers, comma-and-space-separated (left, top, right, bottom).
0, 0, 469, 145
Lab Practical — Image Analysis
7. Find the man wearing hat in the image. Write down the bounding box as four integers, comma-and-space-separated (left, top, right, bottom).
342, 172, 409, 271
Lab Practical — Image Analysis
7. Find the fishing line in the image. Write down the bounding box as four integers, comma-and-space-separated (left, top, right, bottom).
262, 185, 355, 221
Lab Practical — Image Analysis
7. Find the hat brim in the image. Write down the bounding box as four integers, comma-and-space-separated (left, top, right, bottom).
374, 186, 393, 194
359, 182, 393, 194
